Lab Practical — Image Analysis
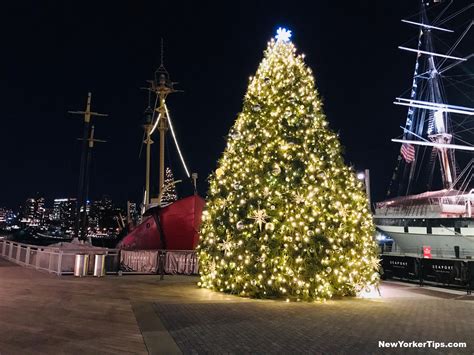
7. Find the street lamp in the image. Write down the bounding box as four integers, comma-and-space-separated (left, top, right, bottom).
357, 169, 372, 211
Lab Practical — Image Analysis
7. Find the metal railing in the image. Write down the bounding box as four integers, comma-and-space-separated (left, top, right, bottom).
120, 249, 199, 275
0, 239, 120, 275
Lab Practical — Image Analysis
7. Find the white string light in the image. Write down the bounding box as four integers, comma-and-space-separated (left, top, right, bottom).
149, 112, 162, 135
165, 104, 191, 177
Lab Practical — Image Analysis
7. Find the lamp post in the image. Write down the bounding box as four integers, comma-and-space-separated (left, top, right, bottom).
357, 169, 372, 211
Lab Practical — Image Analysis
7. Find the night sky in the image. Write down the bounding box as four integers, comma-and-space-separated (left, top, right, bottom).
0, 0, 471, 209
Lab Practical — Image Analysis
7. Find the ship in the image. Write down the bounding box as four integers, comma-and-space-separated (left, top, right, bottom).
374, 0, 474, 258
118, 46, 205, 251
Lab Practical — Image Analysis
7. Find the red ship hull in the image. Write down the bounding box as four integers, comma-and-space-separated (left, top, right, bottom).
118, 195, 205, 250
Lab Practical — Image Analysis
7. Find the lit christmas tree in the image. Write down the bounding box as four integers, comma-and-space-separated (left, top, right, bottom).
161, 167, 178, 206
198, 28, 379, 301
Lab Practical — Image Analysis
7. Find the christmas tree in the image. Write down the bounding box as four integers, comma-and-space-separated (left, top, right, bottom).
198, 28, 379, 301
160, 167, 178, 206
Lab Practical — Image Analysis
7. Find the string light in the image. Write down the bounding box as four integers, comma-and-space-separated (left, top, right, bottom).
165, 104, 191, 177
149, 112, 161, 135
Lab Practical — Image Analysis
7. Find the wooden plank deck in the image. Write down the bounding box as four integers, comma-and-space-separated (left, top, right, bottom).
0, 257, 147, 354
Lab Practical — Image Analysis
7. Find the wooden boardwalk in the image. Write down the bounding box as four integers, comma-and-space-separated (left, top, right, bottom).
0, 257, 148, 354
0, 256, 235, 354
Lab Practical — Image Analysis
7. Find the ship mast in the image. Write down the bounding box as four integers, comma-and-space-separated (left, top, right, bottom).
396, 1, 465, 193
69, 93, 107, 241
143, 40, 179, 208
143, 101, 154, 207
421, 5, 454, 189
386, 1, 473, 199
79, 125, 106, 242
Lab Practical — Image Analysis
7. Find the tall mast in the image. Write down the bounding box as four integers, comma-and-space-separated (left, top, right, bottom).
143, 101, 154, 207
144, 39, 180, 208
388, 1, 473, 196
79, 125, 106, 242
156, 69, 170, 196
421, 3, 455, 189
69, 93, 107, 241
398, 1, 458, 193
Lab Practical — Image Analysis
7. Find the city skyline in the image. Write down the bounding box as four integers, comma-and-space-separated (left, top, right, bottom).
0, 194, 133, 242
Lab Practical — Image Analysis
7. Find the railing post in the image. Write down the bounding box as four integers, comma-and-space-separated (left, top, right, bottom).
418, 257, 424, 287
1, 240, 5, 256
48, 250, 53, 273
36, 247, 41, 270
25, 246, 30, 265
158, 250, 166, 280
16, 243, 22, 262
8, 242, 13, 259
57, 251, 63, 275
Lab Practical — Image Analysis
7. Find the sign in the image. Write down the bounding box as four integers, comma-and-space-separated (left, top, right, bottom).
381, 255, 419, 280
422, 259, 465, 286
423, 246, 432, 259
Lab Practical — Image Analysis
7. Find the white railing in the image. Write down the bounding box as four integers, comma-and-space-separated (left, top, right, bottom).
0, 240, 120, 275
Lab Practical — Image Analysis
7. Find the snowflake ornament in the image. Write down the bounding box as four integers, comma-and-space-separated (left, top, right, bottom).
293, 192, 305, 205
275, 27, 292, 42
249, 206, 269, 231
219, 236, 233, 254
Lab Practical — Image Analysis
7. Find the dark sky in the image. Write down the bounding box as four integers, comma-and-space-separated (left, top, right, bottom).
0, 0, 470, 209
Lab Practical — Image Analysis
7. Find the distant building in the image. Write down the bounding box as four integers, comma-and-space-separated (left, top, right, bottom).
89, 196, 121, 234
0, 208, 5, 224
20, 196, 46, 227
0, 208, 16, 230
52, 198, 77, 231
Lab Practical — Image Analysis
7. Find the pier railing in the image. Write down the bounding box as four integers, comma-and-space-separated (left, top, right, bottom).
380, 253, 473, 294
120, 249, 199, 275
0, 239, 120, 275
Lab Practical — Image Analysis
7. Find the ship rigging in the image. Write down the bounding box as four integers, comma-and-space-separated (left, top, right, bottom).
375, 0, 474, 258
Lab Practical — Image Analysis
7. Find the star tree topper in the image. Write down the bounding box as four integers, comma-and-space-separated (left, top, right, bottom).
275, 27, 292, 42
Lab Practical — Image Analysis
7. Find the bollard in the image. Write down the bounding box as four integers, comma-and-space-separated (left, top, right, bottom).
74, 254, 89, 277
93, 254, 106, 277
